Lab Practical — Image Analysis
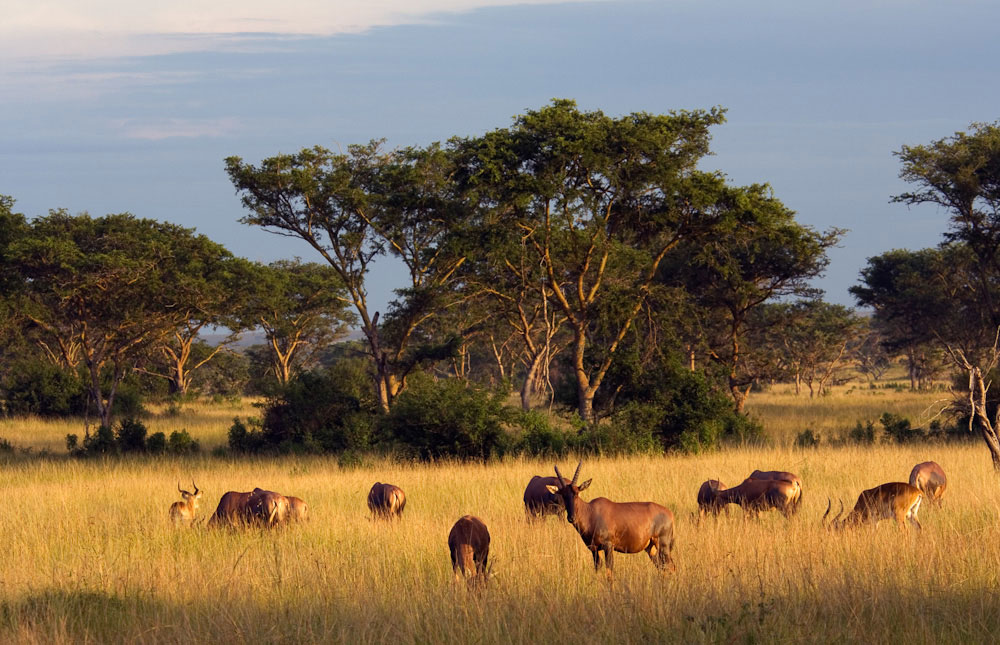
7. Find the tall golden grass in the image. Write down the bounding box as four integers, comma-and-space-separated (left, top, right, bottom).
1, 388, 996, 643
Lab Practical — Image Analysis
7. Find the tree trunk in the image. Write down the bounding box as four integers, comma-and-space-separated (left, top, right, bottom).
520, 352, 544, 411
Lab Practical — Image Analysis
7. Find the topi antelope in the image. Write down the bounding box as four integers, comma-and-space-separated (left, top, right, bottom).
704, 478, 799, 519
168, 481, 201, 525
367, 482, 406, 519
287, 496, 309, 522
696, 479, 727, 519
523, 475, 587, 521
546, 462, 675, 574
823, 482, 923, 531
748, 469, 803, 514
908, 461, 946, 505
207, 488, 290, 527
448, 515, 491, 586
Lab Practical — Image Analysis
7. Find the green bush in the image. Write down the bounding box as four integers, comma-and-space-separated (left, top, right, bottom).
168, 430, 200, 454
146, 432, 167, 454
381, 375, 513, 461
515, 410, 573, 458
115, 418, 148, 453
795, 428, 821, 448
1, 360, 87, 417
880, 412, 924, 443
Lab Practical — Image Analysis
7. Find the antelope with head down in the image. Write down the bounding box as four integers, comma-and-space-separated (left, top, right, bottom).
823, 482, 923, 531
546, 462, 675, 574
168, 481, 202, 525
368, 482, 406, 520
704, 477, 799, 518
908, 461, 946, 505
696, 479, 727, 520
523, 475, 583, 521
748, 469, 803, 514
207, 488, 291, 527
448, 515, 491, 586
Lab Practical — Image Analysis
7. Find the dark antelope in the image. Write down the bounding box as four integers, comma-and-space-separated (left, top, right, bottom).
908, 461, 946, 505
748, 469, 803, 514
546, 463, 675, 574
448, 515, 491, 585
169, 481, 201, 525
705, 478, 799, 518
823, 482, 923, 531
368, 483, 406, 519
207, 488, 290, 527
523, 475, 588, 520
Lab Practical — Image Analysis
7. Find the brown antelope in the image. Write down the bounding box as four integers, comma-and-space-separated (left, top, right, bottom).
523, 475, 589, 520
367, 482, 406, 519
287, 496, 309, 522
448, 515, 491, 585
908, 461, 946, 505
747, 469, 803, 513
546, 463, 675, 574
207, 488, 290, 527
168, 481, 201, 525
822, 482, 923, 531
706, 478, 799, 518
696, 479, 727, 518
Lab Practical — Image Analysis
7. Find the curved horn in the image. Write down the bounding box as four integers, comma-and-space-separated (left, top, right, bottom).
571, 461, 583, 486
822, 498, 832, 530
832, 499, 845, 529
554, 465, 566, 488
192, 480, 199, 495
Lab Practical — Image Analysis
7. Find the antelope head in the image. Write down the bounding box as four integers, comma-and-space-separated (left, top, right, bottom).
546, 462, 592, 525
179, 480, 202, 510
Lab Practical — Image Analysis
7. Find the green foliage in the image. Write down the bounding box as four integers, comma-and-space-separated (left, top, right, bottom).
115, 418, 147, 453
168, 430, 200, 454
514, 410, 573, 458
794, 428, 821, 448
848, 419, 878, 444
381, 375, 513, 461
1, 360, 86, 417
66, 418, 196, 456
879, 412, 925, 443
146, 432, 167, 454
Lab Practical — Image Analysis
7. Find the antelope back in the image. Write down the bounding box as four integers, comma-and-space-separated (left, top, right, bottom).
448, 515, 490, 580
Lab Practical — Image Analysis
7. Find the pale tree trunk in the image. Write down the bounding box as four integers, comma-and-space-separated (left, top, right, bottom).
944, 337, 1000, 472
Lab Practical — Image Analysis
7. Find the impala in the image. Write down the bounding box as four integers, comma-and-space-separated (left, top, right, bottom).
908, 461, 946, 505
748, 469, 803, 513
523, 475, 589, 520
546, 462, 675, 574
823, 482, 923, 531
168, 481, 201, 525
367, 482, 406, 519
706, 478, 799, 518
448, 515, 490, 585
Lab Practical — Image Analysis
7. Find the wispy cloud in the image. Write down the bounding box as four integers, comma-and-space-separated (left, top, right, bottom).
113, 117, 242, 140
3, 0, 604, 61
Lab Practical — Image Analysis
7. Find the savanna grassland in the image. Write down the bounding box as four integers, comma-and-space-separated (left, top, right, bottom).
2, 385, 999, 644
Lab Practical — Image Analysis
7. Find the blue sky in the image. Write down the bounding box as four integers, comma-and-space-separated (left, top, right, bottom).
3, 0, 999, 314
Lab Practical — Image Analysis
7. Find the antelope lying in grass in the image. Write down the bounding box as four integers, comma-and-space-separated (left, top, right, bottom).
547, 462, 675, 574
168, 481, 201, 525
367, 483, 406, 520
448, 515, 491, 586
823, 482, 923, 531
908, 461, 946, 505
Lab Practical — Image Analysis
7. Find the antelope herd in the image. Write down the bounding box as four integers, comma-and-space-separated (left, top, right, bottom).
168, 458, 946, 581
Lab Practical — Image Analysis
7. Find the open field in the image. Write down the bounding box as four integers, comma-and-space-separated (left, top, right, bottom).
1, 387, 997, 643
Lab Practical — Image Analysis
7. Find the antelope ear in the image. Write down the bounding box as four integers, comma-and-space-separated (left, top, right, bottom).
577, 479, 592, 491
545, 485, 560, 494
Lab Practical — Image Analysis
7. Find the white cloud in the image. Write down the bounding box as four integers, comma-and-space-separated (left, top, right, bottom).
2, 0, 602, 61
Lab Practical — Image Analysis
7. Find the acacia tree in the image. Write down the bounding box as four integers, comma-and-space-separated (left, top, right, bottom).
9, 211, 223, 428
226, 143, 466, 411
242, 260, 354, 386
777, 301, 864, 397
661, 184, 842, 411
455, 99, 727, 422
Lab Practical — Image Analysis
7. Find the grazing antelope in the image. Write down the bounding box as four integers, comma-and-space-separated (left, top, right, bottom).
207, 488, 290, 527
748, 469, 803, 514
287, 496, 309, 522
822, 482, 923, 531
696, 479, 727, 519
523, 475, 588, 520
705, 478, 799, 518
908, 461, 946, 505
168, 481, 202, 525
367, 482, 406, 519
546, 463, 675, 574
448, 515, 491, 585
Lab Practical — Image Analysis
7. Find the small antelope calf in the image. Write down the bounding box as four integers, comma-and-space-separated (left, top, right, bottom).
908, 461, 946, 505
823, 482, 923, 531
169, 481, 202, 525
449, 515, 491, 586
368, 482, 406, 520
